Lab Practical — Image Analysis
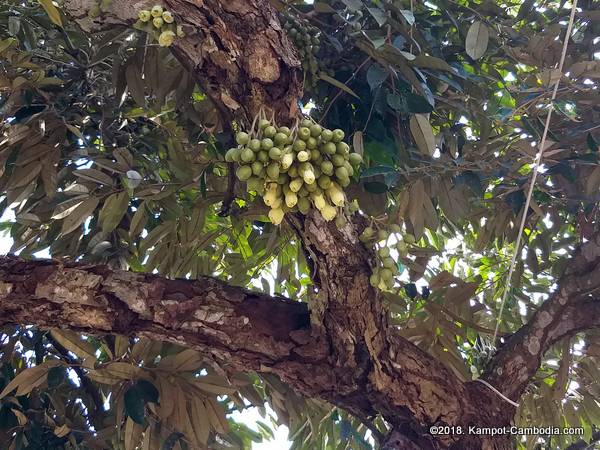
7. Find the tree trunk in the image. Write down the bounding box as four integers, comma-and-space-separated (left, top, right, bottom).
63, 0, 303, 123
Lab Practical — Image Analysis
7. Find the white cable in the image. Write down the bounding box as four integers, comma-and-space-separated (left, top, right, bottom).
474, 378, 520, 407
492, 0, 579, 344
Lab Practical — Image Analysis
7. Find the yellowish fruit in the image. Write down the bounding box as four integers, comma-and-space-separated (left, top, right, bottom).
162, 11, 174, 23
289, 178, 303, 193
311, 192, 326, 210
321, 204, 337, 221
138, 10, 151, 22
151, 5, 163, 17
326, 182, 345, 206
269, 208, 285, 225
285, 192, 298, 208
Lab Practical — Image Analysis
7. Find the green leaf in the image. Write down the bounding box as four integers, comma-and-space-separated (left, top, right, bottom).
313, 2, 336, 13
124, 385, 146, 425
125, 62, 146, 107
47, 366, 65, 388
406, 92, 433, 113
318, 72, 360, 99
367, 7, 386, 26
341, 0, 362, 11
366, 64, 388, 91
364, 181, 388, 193
409, 114, 436, 155
73, 168, 114, 186
386, 92, 405, 112
99, 191, 129, 233
60, 197, 100, 235
465, 21, 489, 60
411, 55, 455, 73
136, 379, 159, 404
39, 0, 62, 27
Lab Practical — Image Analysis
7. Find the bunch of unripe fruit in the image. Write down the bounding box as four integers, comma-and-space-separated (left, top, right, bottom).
281, 14, 332, 91
226, 117, 363, 225
134, 5, 185, 47
359, 224, 416, 291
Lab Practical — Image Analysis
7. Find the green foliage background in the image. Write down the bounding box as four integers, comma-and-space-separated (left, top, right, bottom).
0, 0, 599, 448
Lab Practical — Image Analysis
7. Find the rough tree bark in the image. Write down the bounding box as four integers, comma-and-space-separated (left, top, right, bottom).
5, 0, 600, 449
63, 0, 302, 123
5, 220, 600, 448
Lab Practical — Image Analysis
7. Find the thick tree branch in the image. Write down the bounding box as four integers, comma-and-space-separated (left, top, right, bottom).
0, 253, 508, 449
290, 212, 515, 449
484, 232, 600, 401
0, 256, 321, 375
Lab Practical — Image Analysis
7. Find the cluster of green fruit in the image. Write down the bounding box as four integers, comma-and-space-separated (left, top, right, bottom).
226, 118, 363, 225
134, 5, 185, 47
281, 14, 332, 90
359, 224, 415, 291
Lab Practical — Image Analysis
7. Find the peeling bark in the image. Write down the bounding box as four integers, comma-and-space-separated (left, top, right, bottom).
63, 0, 302, 123
0, 253, 510, 449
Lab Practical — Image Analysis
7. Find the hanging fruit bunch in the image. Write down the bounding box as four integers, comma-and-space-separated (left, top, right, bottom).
281, 13, 332, 92
360, 223, 416, 291
134, 5, 185, 47
226, 112, 363, 225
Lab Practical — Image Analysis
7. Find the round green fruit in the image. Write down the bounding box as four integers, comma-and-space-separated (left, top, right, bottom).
349, 153, 363, 165
240, 148, 255, 163
404, 234, 416, 244
332, 129, 345, 142
322, 142, 336, 155
378, 247, 390, 258
298, 127, 311, 141
257, 150, 269, 163
318, 175, 332, 189
335, 166, 348, 180
266, 162, 280, 180
249, 138, 261, 152
321, 129, 333, 142
263, 126, 277, 138
332, 154, 345, 167
225, 148, 237, 162
336, 142, 350, 155
309, 124, 322, 137
251, 161, 264, 176
236, 165, 252, 181
274, 132, 288, 146
261, 138, 274, 150
293, 140, 307, 152
269, 147, 282, 160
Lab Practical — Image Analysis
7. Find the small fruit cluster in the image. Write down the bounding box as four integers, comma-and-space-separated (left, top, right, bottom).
359, 224, 415, 291
281, 14, 330, 91
134, 5, 185, 47
226, 117, 362, 225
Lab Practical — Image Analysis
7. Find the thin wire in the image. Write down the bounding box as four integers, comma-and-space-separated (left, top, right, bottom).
474, 378, 520, 407
492, 0, 579, 345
